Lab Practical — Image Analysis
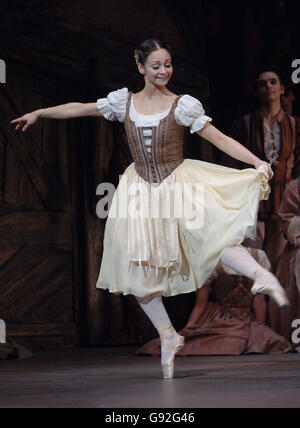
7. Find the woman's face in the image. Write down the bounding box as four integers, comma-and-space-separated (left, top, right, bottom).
256, 71, 284, 103
138, 48, 173, 86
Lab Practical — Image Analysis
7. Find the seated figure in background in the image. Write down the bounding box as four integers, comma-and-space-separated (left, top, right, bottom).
268, 177, 300, 350
137, 247, 292, 357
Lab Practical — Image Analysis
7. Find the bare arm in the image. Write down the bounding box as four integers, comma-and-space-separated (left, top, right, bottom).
39, 102, 101, 119
198, 123, 274, 179
10, 102, 102, 132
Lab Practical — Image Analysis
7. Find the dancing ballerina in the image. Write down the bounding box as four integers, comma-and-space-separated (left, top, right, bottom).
11, 39, 289, 379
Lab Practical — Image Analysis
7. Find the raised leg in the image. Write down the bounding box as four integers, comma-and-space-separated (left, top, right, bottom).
220, 245, 289, 309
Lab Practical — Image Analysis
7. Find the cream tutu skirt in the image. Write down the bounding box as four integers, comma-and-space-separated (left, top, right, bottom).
96, 159, 270, 297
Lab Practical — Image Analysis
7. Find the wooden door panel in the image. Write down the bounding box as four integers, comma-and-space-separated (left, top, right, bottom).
0, 80, 79, 350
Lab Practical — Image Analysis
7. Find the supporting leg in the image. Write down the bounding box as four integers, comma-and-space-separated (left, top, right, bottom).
136, 294, 185, 378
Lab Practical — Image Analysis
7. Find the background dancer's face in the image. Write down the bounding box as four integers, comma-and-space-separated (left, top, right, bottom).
138, 48, 173, 87
256, 71, 284, 104
282, 89, 296, 115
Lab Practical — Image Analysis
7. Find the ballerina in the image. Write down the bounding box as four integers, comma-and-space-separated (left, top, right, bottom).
10, 38, 289, 379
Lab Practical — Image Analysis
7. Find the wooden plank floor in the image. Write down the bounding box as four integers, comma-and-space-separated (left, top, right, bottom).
0, 347, 299, 408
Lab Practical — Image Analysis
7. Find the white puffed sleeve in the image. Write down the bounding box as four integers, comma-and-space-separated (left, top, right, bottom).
96, 87, 129, 122
174, 94, 212, 133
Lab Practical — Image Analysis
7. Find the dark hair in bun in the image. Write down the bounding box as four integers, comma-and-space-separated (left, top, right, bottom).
134, 39, 172, 66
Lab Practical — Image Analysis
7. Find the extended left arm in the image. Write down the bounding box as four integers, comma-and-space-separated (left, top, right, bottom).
198, 123, 273, 179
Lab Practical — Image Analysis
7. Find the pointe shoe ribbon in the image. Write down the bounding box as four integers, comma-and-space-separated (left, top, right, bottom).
158, 326, 185, 379
251, 267, 290, 310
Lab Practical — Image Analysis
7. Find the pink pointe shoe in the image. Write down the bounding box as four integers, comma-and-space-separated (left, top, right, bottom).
157, 326, 185, 379
251, 267, 290, 310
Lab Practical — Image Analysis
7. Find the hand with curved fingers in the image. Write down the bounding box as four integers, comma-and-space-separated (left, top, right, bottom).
10, 111, 40, 132
253, 159, 274, 180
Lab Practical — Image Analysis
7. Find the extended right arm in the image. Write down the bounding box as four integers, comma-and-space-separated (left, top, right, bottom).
10, 102, 101, 132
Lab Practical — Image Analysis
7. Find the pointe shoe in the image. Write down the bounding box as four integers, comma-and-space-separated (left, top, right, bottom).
251, 267, 290, 310
158, 326, 185, 379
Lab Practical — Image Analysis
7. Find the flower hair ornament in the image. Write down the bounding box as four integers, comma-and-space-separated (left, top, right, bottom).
134, 50, 139, 65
